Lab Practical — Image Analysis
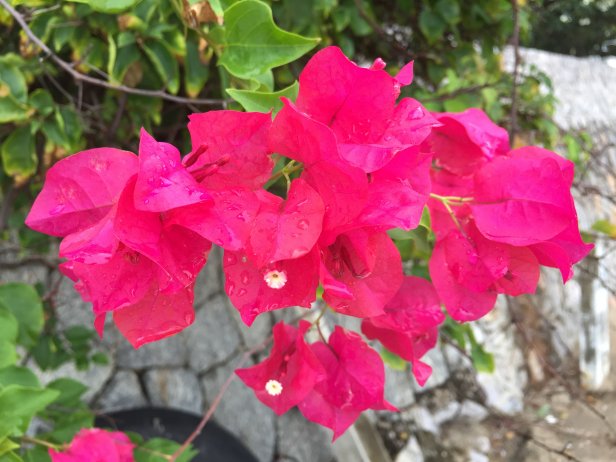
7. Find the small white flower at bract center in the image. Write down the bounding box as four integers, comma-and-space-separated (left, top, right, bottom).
263, 269, 287, 289
265, 379, 283, 396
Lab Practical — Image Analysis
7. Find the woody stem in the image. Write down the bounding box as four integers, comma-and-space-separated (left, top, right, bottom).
268, 160, 303, 184
20, 436, 62, 451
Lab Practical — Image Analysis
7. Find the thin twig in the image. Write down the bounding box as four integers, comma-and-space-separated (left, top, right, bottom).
169, 335, 273, 462
422, 83, 495, 103
352, 0, 413, 59
508, 0, 521, 140
0, 184, 18, 231
0, 255, 61, 269
0, 0, 226, 107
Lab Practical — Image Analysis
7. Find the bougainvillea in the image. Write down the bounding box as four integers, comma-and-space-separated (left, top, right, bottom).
26, 46, 592, 440
48, 428, 134, 462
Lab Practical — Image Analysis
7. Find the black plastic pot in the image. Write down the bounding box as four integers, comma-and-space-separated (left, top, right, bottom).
95, 407, 259, 462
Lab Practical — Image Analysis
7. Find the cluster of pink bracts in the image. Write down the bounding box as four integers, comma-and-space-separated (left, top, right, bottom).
28, 47, 591, 441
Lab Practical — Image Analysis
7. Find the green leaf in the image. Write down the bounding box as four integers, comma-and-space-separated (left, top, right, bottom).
0, 307, 18, 344
436, 0, 461, 25
0, 385, 60, 435
0, 98, 29, 124
110, 43, 141, 86
22, 446, 50, 462
1, 125, 37, 179
246, 69, 274, 91
91, 352, 109, 365
226, 81, 298, 113
0, 366, 40, 389
466, 326, 494, 373
592, 219, 616, 238
0, 283, 44, 348
0, 61, 27, 103
419, 8, 447, 44
380, 348, 407, 371
46, 379, 87, 407
0, 343, 17, 369
0, 450, 23, 462
28, 89, 54, 117
44, 410, 93, 444
470, 344, 495, 373
142, 40, 180, 94
419, 206, 431, 230
0, 440, 19, 458
66, 0, 140, 13
217, 0, 319, 79
441, 316, 467, 350
134, 438, 197, 462
185, 38, 209, 98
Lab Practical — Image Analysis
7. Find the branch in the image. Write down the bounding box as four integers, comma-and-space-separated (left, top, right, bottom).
422, 83, 495, 103
508, 0, 521, 140
0, 0, 226, 107
169, 335, 273, 462
352, 0, 413, 59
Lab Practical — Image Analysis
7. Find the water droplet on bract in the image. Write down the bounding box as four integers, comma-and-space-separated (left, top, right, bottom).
227, 282, 235, 295
291, 247, 309, 259
237, 288, 247, 296
408, 107, 425, 120
297, 219, 309, 230
50, 204, 65, 215
225, 254, 237, 265
466, 250, 478, 264
240, 271, 250, 285
182, 270, 193, 280
144, 199, 150, 205
236, 212, 246, 222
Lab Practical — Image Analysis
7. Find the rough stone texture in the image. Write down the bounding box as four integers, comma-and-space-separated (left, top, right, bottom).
384, 367, 416, 410
229, 305, 272, 348
395, 437, 424, 462
473, 298, 527, 414
201, 359, 276, 462
55, 276, 97, 328
439, 421, 491, 462
143, 368, 203, 413
187, 295, 241, 372
194, 246, 224, 306
0, 263, 48, 286
276, 409, 335, 462
412, 345, 449, 392
106, 325, 188, 370
97, 369, 146, 410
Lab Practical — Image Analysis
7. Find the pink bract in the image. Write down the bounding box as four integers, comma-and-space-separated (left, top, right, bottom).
26, 147, 138, 236
321, 229, 403, 318
186, 110, 273, 191
298, 327, 396, 440
223, 248, 320, 326
427, 108, 510, 176
48, 428, 134, 462
236, 321, 325, 415
361, 276, 445, 385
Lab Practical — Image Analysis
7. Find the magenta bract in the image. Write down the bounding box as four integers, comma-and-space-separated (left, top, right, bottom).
25, 45, 593, 441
